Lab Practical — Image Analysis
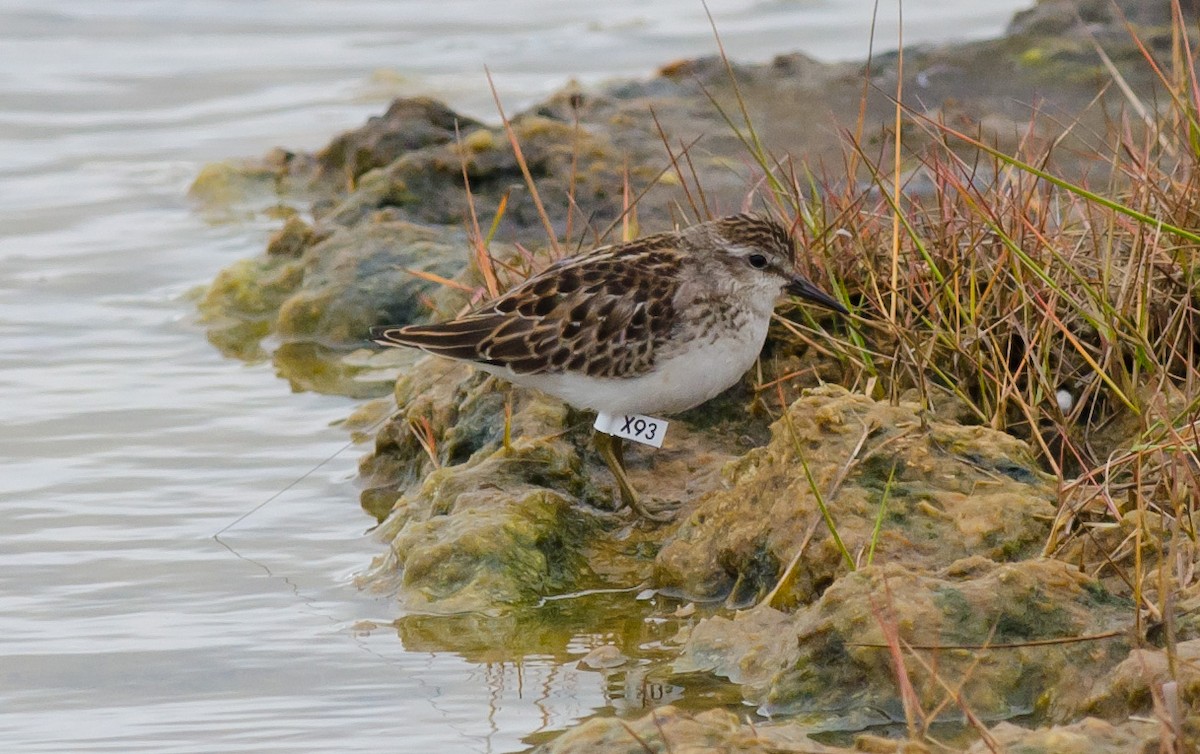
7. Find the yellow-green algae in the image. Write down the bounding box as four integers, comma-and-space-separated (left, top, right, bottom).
187, 157, 287, 212
964, 718, 1164, 754
199, 218, 468, 395
532, 705, 852, 754
655, 386, 1057, 607
531, 704, 1169, 754
357, 358, 610, 611
358, 365, 1142, 730
675, 558, 1130, 723
356, 351, 768, 610
1073, 639, 1200, 725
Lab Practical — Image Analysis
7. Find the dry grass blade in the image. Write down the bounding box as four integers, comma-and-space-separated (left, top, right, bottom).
847, 629, 1125, 651
594, 137, 704, 242
888, 0, 904, 322
402, 266, 476, 293
618, 719, 658, 754
409, 416, 440, 469
762, 518, 820, 610
898, 636, 1002, 753
868, 583, 925, 738
906, 104, 1200, 244
485, 67, 561, 257
648, 106, 703, 223
454, 120, 501, 298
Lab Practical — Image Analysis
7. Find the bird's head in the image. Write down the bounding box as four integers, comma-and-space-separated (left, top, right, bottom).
701, 213, 848, 314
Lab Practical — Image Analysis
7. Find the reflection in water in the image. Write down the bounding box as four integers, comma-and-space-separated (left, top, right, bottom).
386, 589, 747, 749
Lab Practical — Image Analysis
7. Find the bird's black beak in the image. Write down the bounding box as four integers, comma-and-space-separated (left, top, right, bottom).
786, 275, 849, 315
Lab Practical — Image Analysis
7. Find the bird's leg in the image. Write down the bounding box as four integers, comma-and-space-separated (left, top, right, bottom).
593, 431, 635, 507
593, 431, 674, 522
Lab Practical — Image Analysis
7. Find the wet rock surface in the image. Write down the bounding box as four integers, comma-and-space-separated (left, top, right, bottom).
530, 705, 854, 754
199, 218, 472, 394
354, 351, 761, 609
675, 558, 1131, 723
655, 386, 1056, 607
965, 718, 1163, 754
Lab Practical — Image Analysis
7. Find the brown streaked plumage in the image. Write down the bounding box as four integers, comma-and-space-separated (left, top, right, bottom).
372, 230, 684, 380
371, 213, 847, 520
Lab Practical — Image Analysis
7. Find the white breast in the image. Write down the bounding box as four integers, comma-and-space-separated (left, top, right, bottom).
493, 311, 772, 416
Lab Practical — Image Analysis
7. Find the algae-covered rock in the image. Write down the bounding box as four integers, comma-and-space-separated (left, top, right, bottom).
532, 705, 856, 754
273, 220, 466, 343
363, 481, 595, 612
967, 718, 1164, 754
199, 218, 470, 395
358, 357, 575, 510
186, 148, 308, 214
314, 96, 480, 186
1009, 0, 1181, 38
356, 350, 627, 610
674, 558, 1132, 725
355, 338, 774, 610
655, 385, 1056, 606
355, 355, 757, 609
322, 109, 677, 236
1068, 639, 1200, 723
199, 252, 305, 361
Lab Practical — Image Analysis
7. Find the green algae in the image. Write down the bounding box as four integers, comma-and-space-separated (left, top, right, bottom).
199, 219, 469, 394
676, 559, 1132, 724
654, 386, 1057, 606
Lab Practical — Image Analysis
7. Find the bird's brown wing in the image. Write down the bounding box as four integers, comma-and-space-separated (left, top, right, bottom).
370, 237, 682, 378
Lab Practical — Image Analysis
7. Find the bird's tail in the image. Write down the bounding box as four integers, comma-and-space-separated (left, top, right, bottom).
369, 320, 498, 361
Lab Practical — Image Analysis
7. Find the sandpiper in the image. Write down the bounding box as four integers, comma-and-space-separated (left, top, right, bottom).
371, 213, 848, 520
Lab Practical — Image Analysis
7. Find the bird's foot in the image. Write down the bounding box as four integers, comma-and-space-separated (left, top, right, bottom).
624, 494, 679, 523
593, 430, 677, 523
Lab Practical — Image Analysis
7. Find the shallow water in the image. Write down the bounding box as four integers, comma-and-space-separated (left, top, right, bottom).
0, 1, 1029, 751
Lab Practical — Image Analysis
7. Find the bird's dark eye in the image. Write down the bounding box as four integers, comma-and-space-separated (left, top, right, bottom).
748, 253, 768, 269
